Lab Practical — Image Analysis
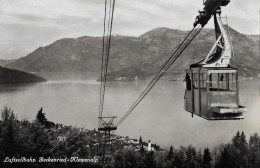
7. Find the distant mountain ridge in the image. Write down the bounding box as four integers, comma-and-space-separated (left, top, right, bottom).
0, 59, 16, 67
5, 27, 260, 78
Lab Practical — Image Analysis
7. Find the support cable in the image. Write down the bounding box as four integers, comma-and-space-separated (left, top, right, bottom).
99, 0, 116, 119
116, 25, 202, 127
99, 0, 108, 118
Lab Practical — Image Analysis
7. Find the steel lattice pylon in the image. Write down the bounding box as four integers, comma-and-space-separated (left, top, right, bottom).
98, 116, 117, 168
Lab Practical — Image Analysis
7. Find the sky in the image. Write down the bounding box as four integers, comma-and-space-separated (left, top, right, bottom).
0, 0, 259, 60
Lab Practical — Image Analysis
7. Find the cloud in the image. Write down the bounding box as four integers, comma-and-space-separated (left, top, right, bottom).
8, 13, 51, 23
0, 0, 15, 14
0, 0, 258, 59
2, 0, 258, 35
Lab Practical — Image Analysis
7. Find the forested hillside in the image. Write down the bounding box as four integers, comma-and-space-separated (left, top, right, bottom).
0, 107, 259, 168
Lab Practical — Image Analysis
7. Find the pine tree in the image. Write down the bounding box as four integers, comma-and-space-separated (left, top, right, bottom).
240, 131, 248, 168
36, 107, 47, 124
232, 131, 241, 147
203, 147, 212, 168
186, 145, 199, 168
230, 131, 241, 167
219, 145, 232, 168
0, 107, 17, 158
139, 136, 143, 144
197, 149, 203, 168
174, 147, 187, 168
140, 144, 145, 153
248, 133, 260, 168
1, 106, 16, 124
167, 146, 173, 160
229, 131, 249, 168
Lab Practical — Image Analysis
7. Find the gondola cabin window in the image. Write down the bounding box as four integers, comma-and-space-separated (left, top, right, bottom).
200, 73, 207, 90
208, 72, 237, 92
193, 73, 199, 89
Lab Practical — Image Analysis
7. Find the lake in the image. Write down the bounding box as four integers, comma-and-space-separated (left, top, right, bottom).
0, 72, 259, 148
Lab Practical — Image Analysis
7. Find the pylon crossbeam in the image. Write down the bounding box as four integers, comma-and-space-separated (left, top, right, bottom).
98, 116, 117, 131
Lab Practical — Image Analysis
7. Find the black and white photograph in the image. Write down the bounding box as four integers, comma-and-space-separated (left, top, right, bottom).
0, 0, 259, 167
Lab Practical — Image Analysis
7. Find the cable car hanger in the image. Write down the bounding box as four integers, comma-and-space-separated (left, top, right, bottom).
185, 0, 246, 120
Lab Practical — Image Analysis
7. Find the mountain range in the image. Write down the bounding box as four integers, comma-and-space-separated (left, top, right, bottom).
0, 59, 16, 67
4, 26, 260, 79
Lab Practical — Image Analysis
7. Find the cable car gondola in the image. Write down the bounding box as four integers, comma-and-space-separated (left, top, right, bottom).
184, 67, 246, 120
184, 0, 246, 120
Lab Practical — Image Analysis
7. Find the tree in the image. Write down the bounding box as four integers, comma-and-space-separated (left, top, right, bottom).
203, 148, 212, 168
197, 149, 203, 168
0, 107, 17, 158
143, 151, 158, 168
16, 120, 36, 157
113, 149, 141, 168
36, 107, 47, 124
30, 122, 53, 157
228, 131, 249, 168
174, 146, 187, 168
114, 150, 125, 168
66, 129, 90, 158
167, 146, 173, 160
1, 106, 16, 124
240, 131, 249, 168
139, 136, 143, 144
140, 143, 145, 153
185, 145, 200, 168
230, 131, 241, 168
219, 144, 232, 168
248, 133, 260, 168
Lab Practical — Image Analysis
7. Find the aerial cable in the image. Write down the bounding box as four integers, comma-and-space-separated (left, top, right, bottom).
99, 0, 108, 117
116, 26, 203, 127
116, 27, 202, 126
103, 0, 116, 98
106, 0, 112, 43
101, 0, 116, 115
99, 0, 108, 118
99, 0, 116, 118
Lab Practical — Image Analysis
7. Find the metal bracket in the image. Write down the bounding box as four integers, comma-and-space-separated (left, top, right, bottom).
202, 33, 223, 64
